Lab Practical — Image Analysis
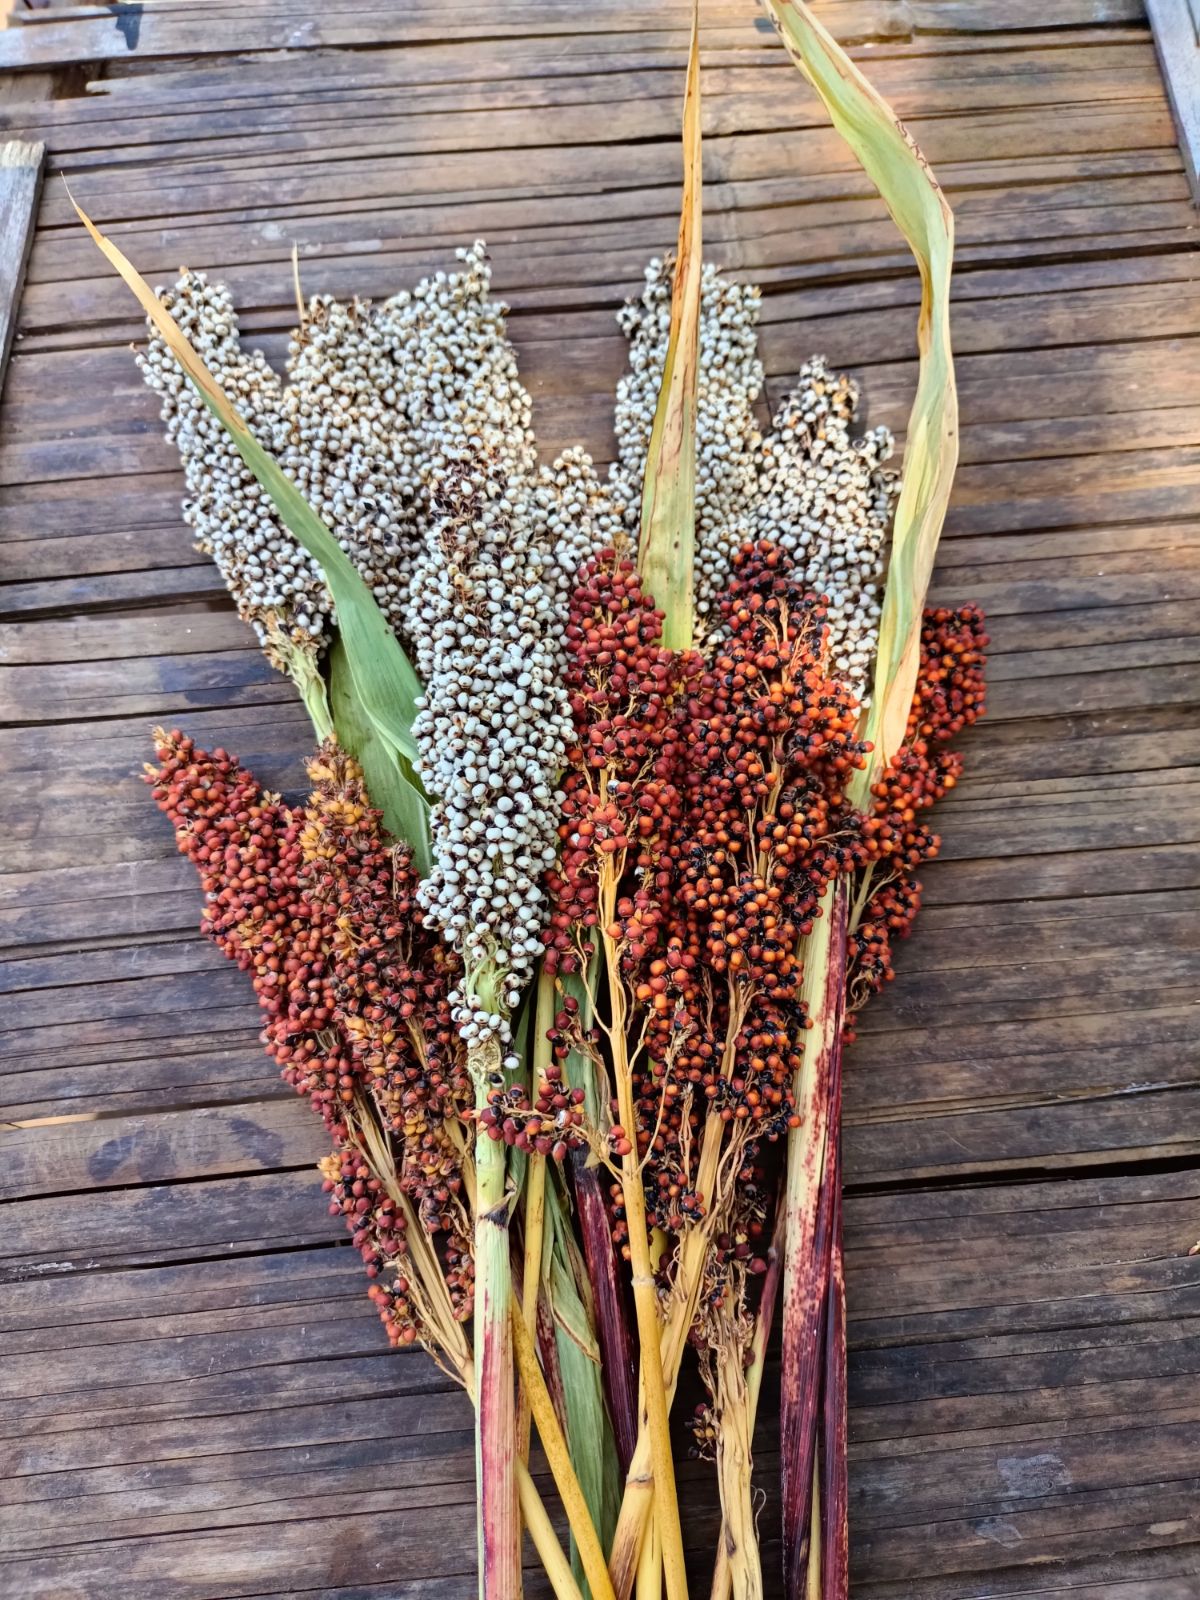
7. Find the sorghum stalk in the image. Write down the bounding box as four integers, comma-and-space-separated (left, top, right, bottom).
779, 878, 848, 1591
471, 1029, 521, 1600
517, 972, 555, 1464
510, 1305, 618, 1600
709, 1204, 785, 1600
572, 1148, 639, 1472
519, 1153, 546, 1458
608, 1114, 726, 1600
558, 954, 638, 1471
635, 1513, 661, 1600
821, 1157, 849, 1600
600, 867, 689, 1600
518, 1470, 587, 1600
280, 637, 335, 741
712, 1326, 760, 1600
805, 1469, 822, 1600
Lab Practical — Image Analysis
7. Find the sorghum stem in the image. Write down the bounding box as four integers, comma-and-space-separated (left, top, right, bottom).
563, 953, 639, 1472
821, 1147, 849, 1600
608, 1111, 724, 1600
779, 879, 848, 1593
472, 1036, 521, 1600
518, 1148, 547, 1462
511, 1303, 618, 1600
709, 1205, 786, 1600
281, 634, 334, 741
516, 1461, 587, 1600
602, 915, 690, 1600
804, 1467, 822, 1600
636, 1511, 662, 1600
573, 1149, 639, 1472
713, 1333, 762, 1600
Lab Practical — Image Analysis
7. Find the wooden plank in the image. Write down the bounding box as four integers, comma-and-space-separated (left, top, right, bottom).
0, 138, 43, 401
0, 0, 1198, 1595
1146, 0, 1200, 201
0, 1167, 1193, 1596
0, 1, 912, 70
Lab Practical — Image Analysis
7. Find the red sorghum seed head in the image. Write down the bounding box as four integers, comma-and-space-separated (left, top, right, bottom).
145, 731, 476, 1341
848, 605, 988, 1018
625, 543, 870, 1231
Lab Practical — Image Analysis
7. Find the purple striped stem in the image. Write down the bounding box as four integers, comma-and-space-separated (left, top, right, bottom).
821, 1124, 849, 1599
536, 1282, 571, 1440
780, 877, 848, 1594
572, 1150, 640, 1473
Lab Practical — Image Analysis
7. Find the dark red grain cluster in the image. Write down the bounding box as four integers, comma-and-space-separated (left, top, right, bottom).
477, 1053, 587, 1157
625, 547, 871, 1237
544, 544, 872, 1248
543, 549, 698, 976
145, 731, 352, 1129
319, 1146, 423, 1344
299, 748, 475, 1314
849, 605, 988, 1010
145, 732, 468, 1344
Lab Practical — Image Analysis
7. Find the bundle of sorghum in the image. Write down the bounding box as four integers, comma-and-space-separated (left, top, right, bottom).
82, 7, 981, 1597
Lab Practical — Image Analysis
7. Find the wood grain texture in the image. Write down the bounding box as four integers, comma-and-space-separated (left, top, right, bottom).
0, 138, 43, 401
0, 1, 1198, 1596
1146, 0, 1200, 201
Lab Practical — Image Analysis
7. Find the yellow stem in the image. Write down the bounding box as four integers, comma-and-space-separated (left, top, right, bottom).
805, 1467, 822, 1600
601, 895, 689, 1600
636, 1512, 662, 1600
518, 1150, 547, 1461
609, 1113, 724, 1598
708, 1205, 784, 1600
712, 1334, 762, 1600
511, 1303, 618, 1600
517, 1461, 587, 1600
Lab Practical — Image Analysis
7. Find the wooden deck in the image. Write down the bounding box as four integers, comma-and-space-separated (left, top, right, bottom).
1, 2, 1199, 1595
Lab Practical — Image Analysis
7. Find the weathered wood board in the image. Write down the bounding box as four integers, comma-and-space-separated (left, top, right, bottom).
0, 137, 43, 397
1, 1, 1199, 1596
1145, 0, 1200, 201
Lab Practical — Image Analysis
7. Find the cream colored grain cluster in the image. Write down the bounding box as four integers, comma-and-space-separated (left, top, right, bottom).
610, 258, 766, 615
393, 245, 578, 1050
138, 274, 332, 674
610, 257, 897, 702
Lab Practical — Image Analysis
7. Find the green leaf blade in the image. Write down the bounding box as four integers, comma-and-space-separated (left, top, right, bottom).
757, 0, 958, 804
329, 639, 431, 873
73, 193, 427, 775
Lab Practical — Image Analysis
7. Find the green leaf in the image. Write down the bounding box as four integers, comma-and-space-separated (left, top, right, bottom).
329, 638, 431, 875
544, 1176, 621, 1583
636, 4, 702, 652
757, 0, 958, 805
72, 191, 425, 772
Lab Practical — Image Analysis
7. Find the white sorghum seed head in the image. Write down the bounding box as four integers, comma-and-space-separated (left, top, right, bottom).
397, 245, 578, 1046
750, 357, 897, 702
280, 294, 424, 642
137, 271, 332, 672
609, 257, 765, 613
610, 259, 898, 701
